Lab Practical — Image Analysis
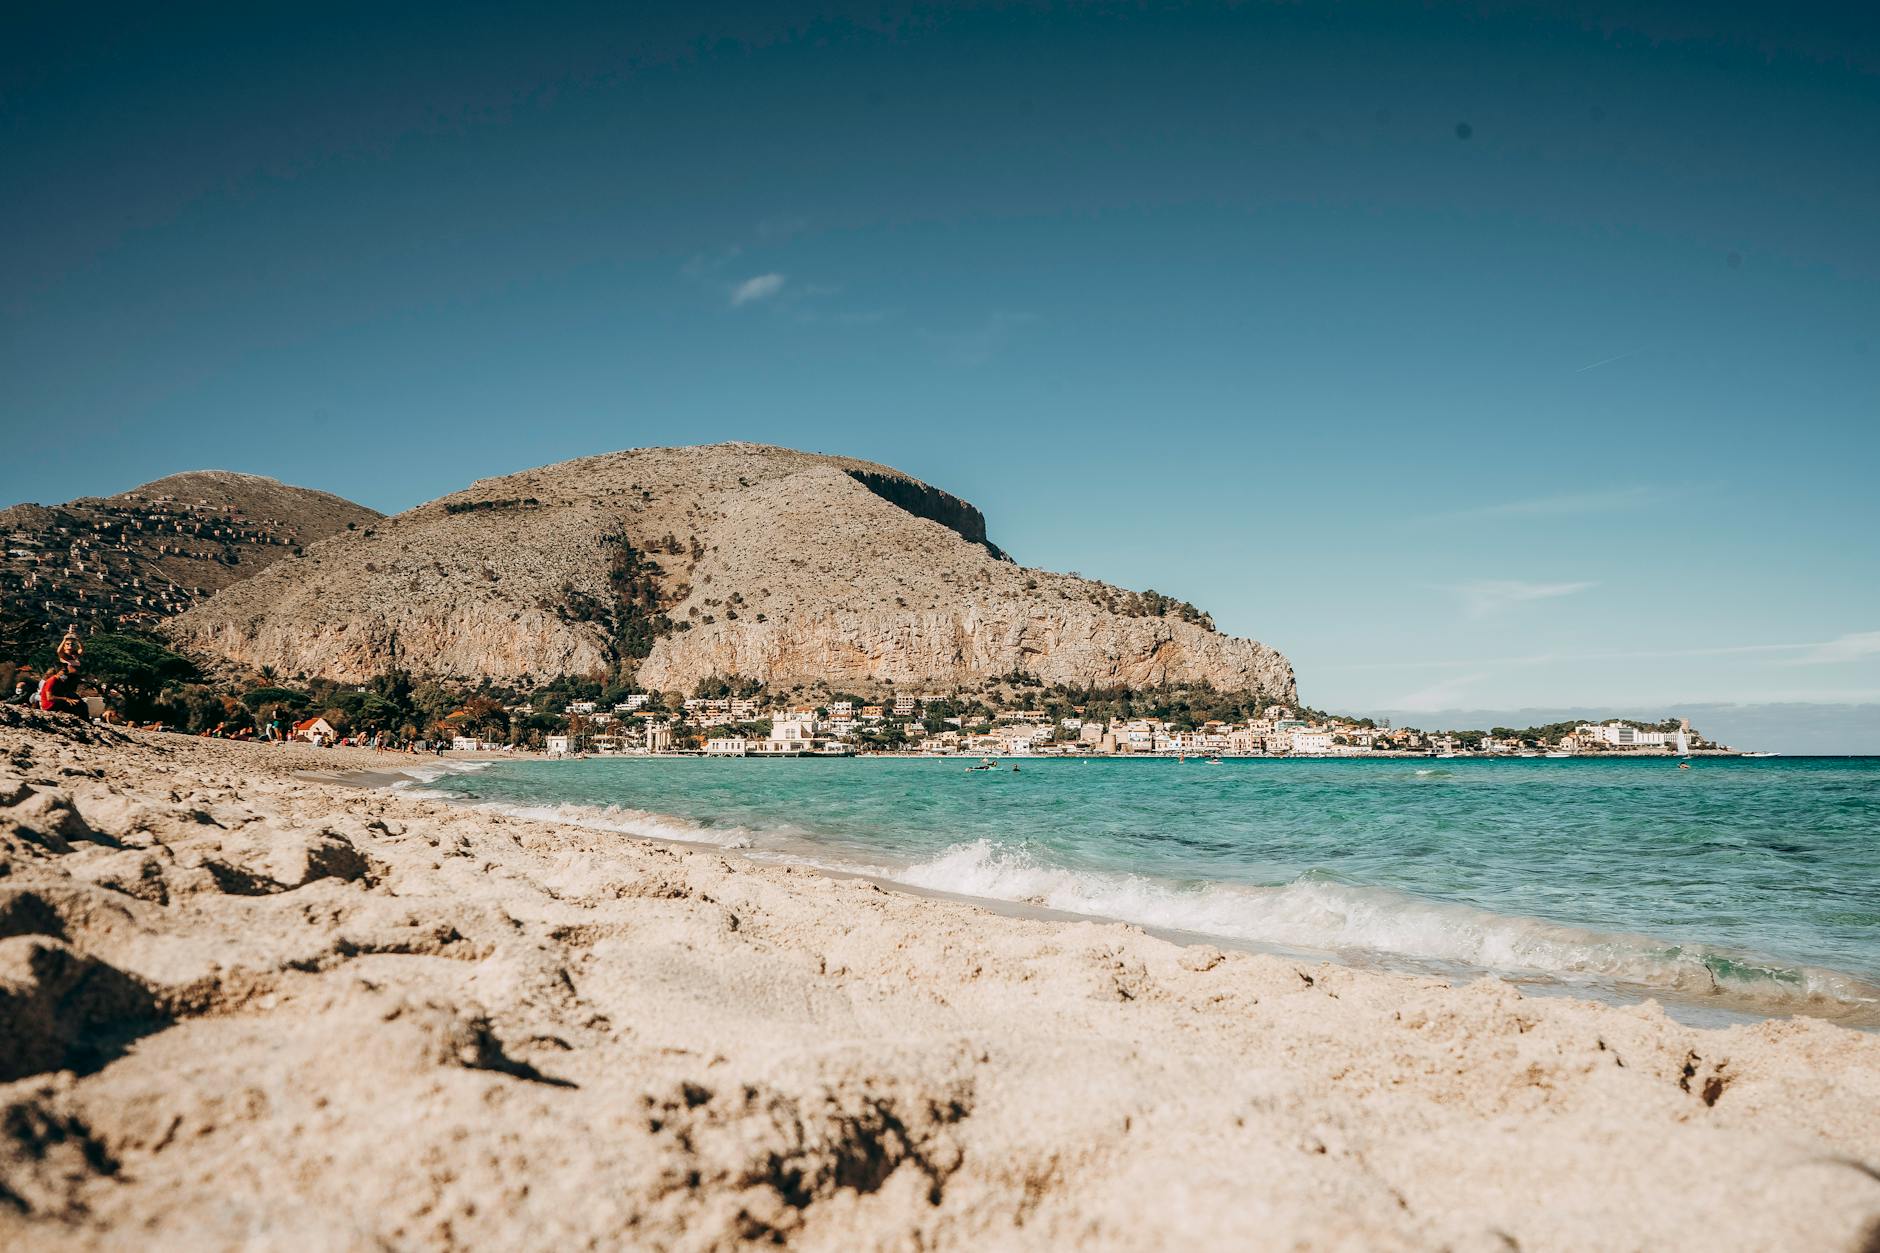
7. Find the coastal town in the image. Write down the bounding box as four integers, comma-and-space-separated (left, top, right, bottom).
525, 693, 1728, 759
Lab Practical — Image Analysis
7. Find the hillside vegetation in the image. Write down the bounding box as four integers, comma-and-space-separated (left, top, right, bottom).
1, 471, 380, 637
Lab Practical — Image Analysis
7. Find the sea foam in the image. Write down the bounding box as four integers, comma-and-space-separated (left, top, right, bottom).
390, 759, 497, 787
891, 839, 1880, 1015
400, 760, 1880, 1022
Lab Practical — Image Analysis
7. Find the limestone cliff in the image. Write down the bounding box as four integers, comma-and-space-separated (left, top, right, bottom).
166, 444, 1296, 701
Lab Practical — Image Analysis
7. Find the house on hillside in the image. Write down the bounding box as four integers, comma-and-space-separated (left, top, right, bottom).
292, 716, 337, 746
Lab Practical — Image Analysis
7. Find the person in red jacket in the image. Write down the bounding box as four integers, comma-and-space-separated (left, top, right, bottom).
39, 626, 90, 715
38, 666, 87, 715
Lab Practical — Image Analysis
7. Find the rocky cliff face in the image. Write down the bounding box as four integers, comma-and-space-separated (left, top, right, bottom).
166, 444, 1296, 701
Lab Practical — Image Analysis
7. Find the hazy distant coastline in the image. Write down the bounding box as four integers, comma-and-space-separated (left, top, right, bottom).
1368, 703, 1880, 757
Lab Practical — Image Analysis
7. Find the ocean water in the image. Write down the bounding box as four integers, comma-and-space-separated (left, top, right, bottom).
405, 756, 1880, 1025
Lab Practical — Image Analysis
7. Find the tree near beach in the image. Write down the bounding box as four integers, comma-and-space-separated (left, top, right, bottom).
81, 632, 200, 719
240, 686, 311, 713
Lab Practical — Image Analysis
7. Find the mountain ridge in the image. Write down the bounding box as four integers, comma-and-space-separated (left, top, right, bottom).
1, 472, 381, 636
165, 444, 1297, 701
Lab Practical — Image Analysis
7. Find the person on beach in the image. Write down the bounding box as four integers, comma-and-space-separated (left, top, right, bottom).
37, 628, 91, 716
38, 665, 88, 715
56, 625, 83, 671
7, 673, 31, 705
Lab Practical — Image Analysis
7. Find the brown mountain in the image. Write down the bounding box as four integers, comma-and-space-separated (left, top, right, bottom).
1, 471, 381, 637
166, 444, 1297, 701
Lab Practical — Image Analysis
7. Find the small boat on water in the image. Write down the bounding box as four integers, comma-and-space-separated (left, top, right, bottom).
1544, 750, 1571, 758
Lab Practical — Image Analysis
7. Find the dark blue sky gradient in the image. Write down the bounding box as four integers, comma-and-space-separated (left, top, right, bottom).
4, 2, 1877, 713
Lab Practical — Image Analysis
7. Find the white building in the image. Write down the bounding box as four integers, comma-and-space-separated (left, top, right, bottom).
545, 735, 572, 756
704, 737, 749, 756
893, 693, 919, 717
291, 716, 338, 746
1290, 728, 1333, 755
1581, 722, 1669, 749
1115, 720, 1158, 753
617, 694, 650, 712
754, 719, 814, 755
994, 723, 1052, 751
566, 701, 597, 715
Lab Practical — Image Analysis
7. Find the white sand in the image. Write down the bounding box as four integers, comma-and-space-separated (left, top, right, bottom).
2, 707, 1877, 1250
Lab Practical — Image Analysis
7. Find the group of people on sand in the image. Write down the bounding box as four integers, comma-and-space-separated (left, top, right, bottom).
7, 626, 98, 717
11, 625, 494, 755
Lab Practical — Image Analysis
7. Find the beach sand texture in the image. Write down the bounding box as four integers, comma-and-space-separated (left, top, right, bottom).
2, 707, 1877, 1250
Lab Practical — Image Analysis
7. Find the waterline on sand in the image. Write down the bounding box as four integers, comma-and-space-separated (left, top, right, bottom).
394, 766, 1880, 1026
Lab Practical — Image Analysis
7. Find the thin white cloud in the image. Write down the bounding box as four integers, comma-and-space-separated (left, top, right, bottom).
792, 307, 889, 327
1454, 579, 1596, 619
1392, 672, 1490, 712
1322, 640, 1811, 674
1576, 347, 1647, 373
756, 215, 809, 240
730, 273, 786, 307
1442, 486, 1666, 522
924, 311, 1037, 366
681, 245, 742, 279
1780, 630, 1880, 666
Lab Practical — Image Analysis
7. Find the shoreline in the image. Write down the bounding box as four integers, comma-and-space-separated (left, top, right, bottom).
4, 706, 1879, 1249
362, 757, 1879, 1034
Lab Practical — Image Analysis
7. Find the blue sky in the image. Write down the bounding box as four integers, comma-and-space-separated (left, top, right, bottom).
4, 1, 1877, 725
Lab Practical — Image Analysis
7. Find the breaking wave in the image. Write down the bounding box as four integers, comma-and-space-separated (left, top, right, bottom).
890, 839, 1880, 1016
392, 772, 1880, 1022
390, 759, 497, 787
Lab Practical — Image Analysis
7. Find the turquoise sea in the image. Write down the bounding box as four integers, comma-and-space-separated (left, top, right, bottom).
405, 756, 1880, 1025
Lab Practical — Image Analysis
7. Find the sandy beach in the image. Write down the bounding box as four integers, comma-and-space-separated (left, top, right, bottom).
3, 705, 1877, 1251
